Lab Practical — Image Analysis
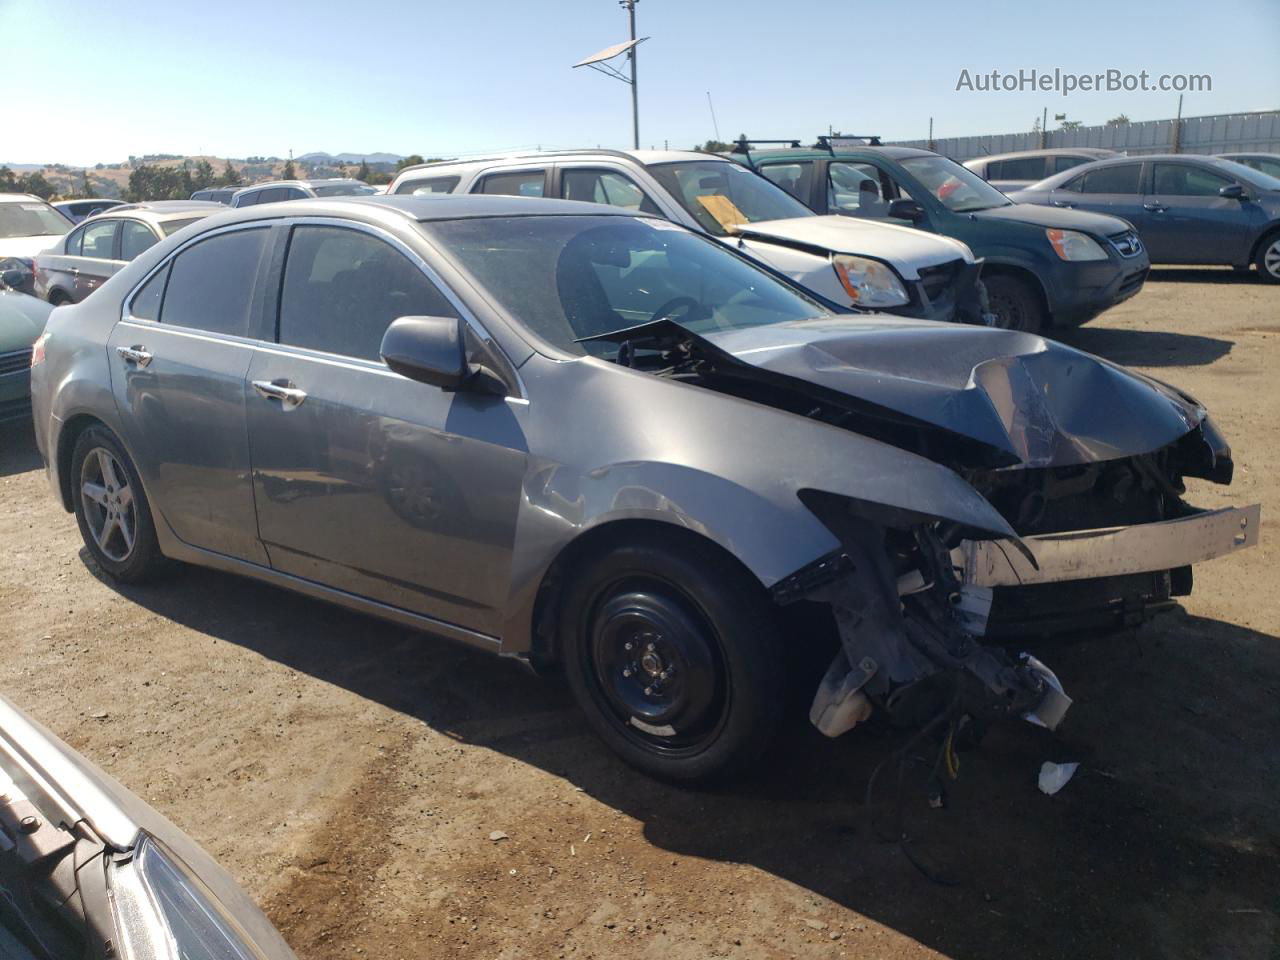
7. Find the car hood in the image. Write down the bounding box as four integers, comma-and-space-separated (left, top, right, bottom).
698, 316, 1205, 468
0, 234, 65, 258
0, 291, 53, 351
969, 202, 1132, 236
731, 215, 974, 272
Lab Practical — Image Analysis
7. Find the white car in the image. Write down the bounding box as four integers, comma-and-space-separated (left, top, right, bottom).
0, 194, 73, 292
387, 150, 989, 324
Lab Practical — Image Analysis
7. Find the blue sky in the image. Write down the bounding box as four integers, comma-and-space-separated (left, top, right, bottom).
3, 0, 1278, 166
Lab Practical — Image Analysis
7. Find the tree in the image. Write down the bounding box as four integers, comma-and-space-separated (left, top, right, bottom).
192, 159, 216, 191
694, 139, 733, 153
80, 170, 97, 198
1058, 119, 1083, 131
396, 154, 426, 170
16, 172, 55, 199
356, 159, 371, 182
282, 158, 298, 180
1105, 113, 1131, 127
216, 160, 242, 187
0, 167, 17, 192
366, 170, 393, 185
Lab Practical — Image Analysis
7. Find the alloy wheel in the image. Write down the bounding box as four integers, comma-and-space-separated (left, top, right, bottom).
1265, 239, 1280, 280
80, 447, 136, 562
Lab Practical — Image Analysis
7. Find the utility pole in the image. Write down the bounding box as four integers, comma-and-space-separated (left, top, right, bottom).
622, 0, 639, 149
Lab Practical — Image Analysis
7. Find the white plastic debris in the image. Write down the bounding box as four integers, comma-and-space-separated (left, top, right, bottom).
1038, 761, 1080, 796
809, 655, 874, 737
1021, 654, 1073, 730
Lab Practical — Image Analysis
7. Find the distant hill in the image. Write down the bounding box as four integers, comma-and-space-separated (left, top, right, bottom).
297, 151, 403, 165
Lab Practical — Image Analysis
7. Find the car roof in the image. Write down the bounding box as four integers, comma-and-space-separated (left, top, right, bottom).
393, 148, 722, 179
973, 147, 1118, 163
194, 194, 654, 228
88, 200, 225, 223
235, 178, 369, 191
733, 145, 937, 162
1219, 151, 1280, 159
54, 198, 124, 208
0, 192, 53, 204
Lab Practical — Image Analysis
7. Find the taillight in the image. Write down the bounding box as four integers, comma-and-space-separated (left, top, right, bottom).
30, 331, 50, 367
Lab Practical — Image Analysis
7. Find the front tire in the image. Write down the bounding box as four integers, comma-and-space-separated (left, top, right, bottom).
984, 274, 1046, 333
559, 533, 785, 783
71, 425, 165, 582
1255, 233, 1280, 284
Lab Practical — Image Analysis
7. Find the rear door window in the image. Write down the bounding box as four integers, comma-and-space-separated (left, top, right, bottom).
159, 228, 268, 336
276, 225, 458, 362
1052, 155, 1091, 174
80, 219, 119, 259
757, 162, 815, 203
560, 169, 661, 213
120, 220, 160, 261
1078, 164, 1142, 195
987, 157, 1048, 181
397, 176, 460, 195
475, 170, 546, 197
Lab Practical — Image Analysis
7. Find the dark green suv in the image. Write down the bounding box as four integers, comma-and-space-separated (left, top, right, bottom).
728, 139, 1150, 332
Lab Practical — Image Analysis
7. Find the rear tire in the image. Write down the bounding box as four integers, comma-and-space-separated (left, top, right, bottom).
559, 533, 785, 784
1255, 233, 1280, 284
984, 274, 1046, 333
70, 425, 166, 583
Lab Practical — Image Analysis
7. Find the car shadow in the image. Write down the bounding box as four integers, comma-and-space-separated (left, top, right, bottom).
87, 556, 1280, 960
1146, 267, 1260, 284
1054, 326, 1234, 367
0, 422, 42, 477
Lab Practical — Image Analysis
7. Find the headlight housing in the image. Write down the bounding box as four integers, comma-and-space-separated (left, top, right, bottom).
110, 836, 266, 960
831, 254, 909, 308
1046, 228, 1108, 261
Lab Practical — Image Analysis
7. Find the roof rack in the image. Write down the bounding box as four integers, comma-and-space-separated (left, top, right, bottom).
815, 134, 883, 152
392, 147, 646, 179
730, 138, 804, 155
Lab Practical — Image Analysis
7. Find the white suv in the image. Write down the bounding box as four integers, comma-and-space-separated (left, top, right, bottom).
388, 150, 988, 324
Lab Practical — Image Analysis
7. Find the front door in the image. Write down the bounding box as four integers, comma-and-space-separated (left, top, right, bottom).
1050, 162, 1149, 230
1142, 162, 1252, 263
107, 224, 271, 563
245, 223, 527, 636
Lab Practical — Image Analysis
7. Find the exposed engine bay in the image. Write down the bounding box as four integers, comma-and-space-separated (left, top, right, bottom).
584, 316, 1259, 744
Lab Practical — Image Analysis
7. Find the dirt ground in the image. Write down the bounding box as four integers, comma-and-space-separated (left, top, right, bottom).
1, 267, 1277, 960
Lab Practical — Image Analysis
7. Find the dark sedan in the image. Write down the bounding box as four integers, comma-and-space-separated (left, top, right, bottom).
1010, 154, 1280, 282
29, 195, 1259, 783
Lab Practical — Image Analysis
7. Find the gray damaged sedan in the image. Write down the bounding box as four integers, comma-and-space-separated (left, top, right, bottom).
0, 693, 296, 959
29, 196, 1260, 782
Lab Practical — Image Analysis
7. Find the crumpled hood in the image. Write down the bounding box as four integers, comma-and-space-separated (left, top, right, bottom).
701, 316, 1205, 468
971, 202, 1133, 236
731, 215, 974, 274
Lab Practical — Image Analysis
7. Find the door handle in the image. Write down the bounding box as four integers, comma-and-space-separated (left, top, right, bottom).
252, 379, 307, 409
1142, 203, 1167, 213
1051, 201, 1075, 208
115, 345, 152, 367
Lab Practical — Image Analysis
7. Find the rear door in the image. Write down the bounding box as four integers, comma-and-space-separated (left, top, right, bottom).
471, 167, 550, 197
107, 223, 272, 563
1051, 162, 1149, 228
71, 218, 121, 301
553, 163, 671, 216
244, 221, 527, 635
1143, 161, 1253, 263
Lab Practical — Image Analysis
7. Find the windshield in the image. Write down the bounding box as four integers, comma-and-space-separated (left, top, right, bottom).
1214, 159, 1280, 192
900, 156, 1013, 212
422, 215, 830, 357
312, 182, 379, 197
0, 201, 71, 239
645, 160, 814, 235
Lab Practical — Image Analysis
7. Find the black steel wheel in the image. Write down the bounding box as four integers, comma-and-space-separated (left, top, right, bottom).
983, 274, 1046, 333
560, 533, 784, 783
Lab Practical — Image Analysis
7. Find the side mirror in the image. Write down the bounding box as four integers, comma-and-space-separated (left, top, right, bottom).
887, 198, 925, 222
1, 268, 26, 289
380, 315, 470, 390
1219, 183, 1246, 200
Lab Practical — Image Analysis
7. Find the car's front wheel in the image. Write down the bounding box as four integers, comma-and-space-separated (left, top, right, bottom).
1255, 233, 1280, 284
71, 425, 166, 582
560, 533, 785, 783
983, 274, 1045, 333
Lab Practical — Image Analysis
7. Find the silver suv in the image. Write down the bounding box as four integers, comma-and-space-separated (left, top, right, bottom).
388, 150, 990, 324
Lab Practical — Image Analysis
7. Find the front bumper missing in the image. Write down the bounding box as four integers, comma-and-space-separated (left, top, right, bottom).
956, 504, 1261, 588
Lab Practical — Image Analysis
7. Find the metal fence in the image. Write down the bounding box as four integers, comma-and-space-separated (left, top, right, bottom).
889, 110, 1280, 161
